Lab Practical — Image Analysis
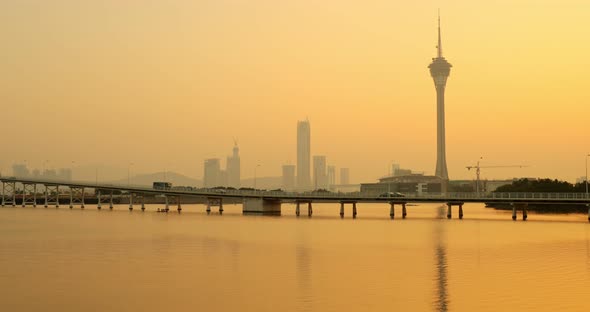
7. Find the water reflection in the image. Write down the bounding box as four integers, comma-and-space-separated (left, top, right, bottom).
433, 206, 449, 312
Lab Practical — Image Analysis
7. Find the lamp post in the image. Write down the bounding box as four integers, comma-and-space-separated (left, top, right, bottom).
128, 162, 134, 187
254, 164, 260, 190
70, 161, 75, 181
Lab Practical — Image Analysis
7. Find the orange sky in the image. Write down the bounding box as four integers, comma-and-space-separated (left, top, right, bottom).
1, 0, 589, 183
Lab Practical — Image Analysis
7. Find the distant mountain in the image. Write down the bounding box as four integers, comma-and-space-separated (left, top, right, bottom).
110, 171, 202, 187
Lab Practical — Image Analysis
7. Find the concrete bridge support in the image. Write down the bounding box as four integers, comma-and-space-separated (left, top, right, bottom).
587, 204, 590, 222
511, 203, 528, 221
446, 202, 464, 219
97, 190, 102, 210
22, 183, 37, 207
296, 202, 300, 217
340, 202, 358, 218
177, 196, 182, 213
206, 198, 224, 214
389, 203, 394, 219
97, 190, 114, 210
308, 202, 313, 217
512, 204, 517, 220
389, 203, 408, 219
69, 187, 85, 209
1, 181, 16, 207
128, 193, 134, 211
44, 185, 59, 208
243, 198, 281, 215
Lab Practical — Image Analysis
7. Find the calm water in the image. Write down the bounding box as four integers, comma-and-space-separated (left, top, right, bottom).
1, 203, 590, 311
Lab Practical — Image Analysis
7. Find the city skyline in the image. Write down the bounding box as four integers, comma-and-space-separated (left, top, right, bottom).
2, 1, 589, 183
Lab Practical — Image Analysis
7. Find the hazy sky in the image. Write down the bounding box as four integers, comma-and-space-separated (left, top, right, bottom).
2, 0, 589, 183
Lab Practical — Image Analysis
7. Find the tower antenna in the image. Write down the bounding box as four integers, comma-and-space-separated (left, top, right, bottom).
437, 9, 443, 58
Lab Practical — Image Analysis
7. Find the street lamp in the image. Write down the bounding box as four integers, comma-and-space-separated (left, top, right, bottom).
254, 164, 260, 190
128, 162, 134, 187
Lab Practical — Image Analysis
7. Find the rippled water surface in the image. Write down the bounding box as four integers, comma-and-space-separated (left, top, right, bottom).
1, 203, 590, 311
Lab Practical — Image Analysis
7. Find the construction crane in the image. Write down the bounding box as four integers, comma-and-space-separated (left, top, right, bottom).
466, 158, 528, 193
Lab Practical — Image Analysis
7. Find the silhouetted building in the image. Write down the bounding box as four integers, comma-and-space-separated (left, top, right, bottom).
327, 166, 336, 188
12, 163, 30, 177
226, 143, 241, 188
43, 169, 57, 179
361, 174, 444, 195
282, 165, 296, 191
57, 168, 72, 181
313, 156, 327, 189
429, 14, 451, 180
340, 168, 350, 185
204, 158, 221, 187
297, 120, 311, 190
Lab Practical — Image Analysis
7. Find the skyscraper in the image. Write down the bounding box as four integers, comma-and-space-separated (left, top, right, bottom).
282, 164, 296, 191
226, 143, 241, 188
327, 165, 336, 188
340, 168, 350, 185
428, 13, 451, 180
297, 120, 311, 190
313, 155, 327, 189
204, 158, 221, 188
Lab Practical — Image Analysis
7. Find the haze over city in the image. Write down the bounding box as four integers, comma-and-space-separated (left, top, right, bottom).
2, 0, 590, 183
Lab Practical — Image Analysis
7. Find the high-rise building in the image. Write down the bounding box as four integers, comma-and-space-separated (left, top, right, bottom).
391, 163, 400, 176
12, 163, 30, 177
226, 143, 241, 188
204, 158, 221, 188
313, 156, 327, 189
282, 165, 296, 191
297, 120, 311, 190
340, 168, 350, 185
428, 13, 451, 180
58, 168, 72, 181
327, 165, 336, 188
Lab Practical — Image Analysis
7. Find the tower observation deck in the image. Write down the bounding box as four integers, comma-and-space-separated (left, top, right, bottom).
428, 13, 452, 180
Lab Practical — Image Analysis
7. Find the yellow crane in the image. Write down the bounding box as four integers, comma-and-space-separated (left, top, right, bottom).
466, 158, 528, 193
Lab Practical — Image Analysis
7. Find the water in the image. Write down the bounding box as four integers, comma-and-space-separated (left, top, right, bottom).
1, 203, 590, 311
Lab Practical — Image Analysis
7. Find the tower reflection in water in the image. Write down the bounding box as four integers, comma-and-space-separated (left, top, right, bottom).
433, 205, 449, 312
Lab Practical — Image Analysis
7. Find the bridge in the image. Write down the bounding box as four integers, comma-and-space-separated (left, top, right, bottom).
1, 177, 589, 221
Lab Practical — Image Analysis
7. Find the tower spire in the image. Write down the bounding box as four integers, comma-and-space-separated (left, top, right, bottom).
437, 10, 443, 58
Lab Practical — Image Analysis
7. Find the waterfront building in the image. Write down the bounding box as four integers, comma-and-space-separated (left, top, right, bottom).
282, 165, 296, 191
340, 168, 350, 185
313, 156, 327, 190
226, 143, 241, 188
297, 120, 311, 190
204, 158, 221, 188
327, 165, 336, 188
12, 163, 30, 177
361, 174, 443, 195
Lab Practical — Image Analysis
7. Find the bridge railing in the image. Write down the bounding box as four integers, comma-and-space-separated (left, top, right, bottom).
2, 176, 589, 201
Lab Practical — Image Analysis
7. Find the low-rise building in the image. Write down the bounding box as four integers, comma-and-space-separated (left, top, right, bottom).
361, 174, 444, 195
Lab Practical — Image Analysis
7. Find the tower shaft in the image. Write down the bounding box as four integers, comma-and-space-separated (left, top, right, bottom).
429, 13, 452, 181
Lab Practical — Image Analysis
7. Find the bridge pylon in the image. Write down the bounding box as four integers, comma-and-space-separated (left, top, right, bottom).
1, 180, 16, 207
